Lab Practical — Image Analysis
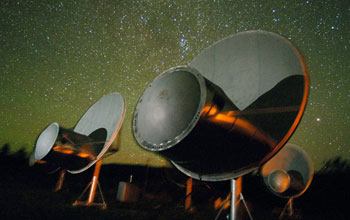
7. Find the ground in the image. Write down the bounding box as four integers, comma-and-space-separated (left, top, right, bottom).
0, 146, 349, 220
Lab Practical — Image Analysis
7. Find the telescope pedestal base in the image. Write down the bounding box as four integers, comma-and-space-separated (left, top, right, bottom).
73, 200, 107, 210
216, 178, 253, 220
279, 198, 294, 219
72, 181, 107, 210
73, 160, 107, 210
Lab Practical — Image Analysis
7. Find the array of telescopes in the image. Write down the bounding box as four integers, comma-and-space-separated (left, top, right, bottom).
31, 30, 313, 219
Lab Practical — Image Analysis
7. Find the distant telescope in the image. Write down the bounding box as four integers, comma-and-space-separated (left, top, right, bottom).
261, 143, 313, 217
133, 30, 309, 181
261, 143, 314, 198
33, 93, 126, 174
32, 92, 125, 208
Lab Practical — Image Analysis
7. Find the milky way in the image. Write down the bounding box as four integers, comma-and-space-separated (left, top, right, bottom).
1, 0, 349, 170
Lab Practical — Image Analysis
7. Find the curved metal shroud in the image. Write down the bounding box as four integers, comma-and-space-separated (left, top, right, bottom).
261, 143, 314, 198
34, 122, 106, 172
133, 66, 306, 181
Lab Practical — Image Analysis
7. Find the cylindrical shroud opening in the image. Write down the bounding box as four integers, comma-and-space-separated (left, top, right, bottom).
133, 66, 305, 181
34, 122, 105, 172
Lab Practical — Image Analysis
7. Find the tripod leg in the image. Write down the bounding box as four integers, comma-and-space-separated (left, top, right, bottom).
55, 169, 67, 192
87, 159, 102, 204
240, 193, 254, 220
279, 198, 294, 219
185, 178, 193, 211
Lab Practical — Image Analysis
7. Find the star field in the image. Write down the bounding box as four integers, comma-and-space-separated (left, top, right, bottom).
0, 0, 349, 170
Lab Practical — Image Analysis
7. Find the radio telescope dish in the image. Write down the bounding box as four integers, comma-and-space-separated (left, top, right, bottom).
34, 92, 126, 174
190, 30, 307, 111
133, 31, 309, 181
261, 143, 314, 198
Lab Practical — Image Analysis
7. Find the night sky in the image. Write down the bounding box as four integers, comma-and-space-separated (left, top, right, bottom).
1, 0, 349, 170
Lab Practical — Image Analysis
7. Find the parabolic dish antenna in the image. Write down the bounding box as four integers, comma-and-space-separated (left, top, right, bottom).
34, 92, 126, 174
261, 143, 314, 198
133, 30, 309, 181
190, 30, 307, 111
